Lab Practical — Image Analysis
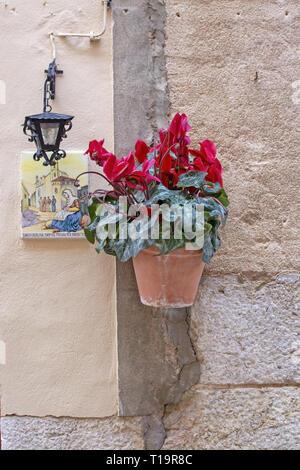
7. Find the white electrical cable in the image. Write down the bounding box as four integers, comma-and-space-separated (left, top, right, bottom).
51, 0, 109, 41
49, 32, 56, 60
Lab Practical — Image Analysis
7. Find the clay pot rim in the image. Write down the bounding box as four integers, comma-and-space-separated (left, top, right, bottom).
139, 245, 203, 257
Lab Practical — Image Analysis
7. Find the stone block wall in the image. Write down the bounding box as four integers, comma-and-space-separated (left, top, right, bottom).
162, 275, 300, 449
1, 416, 144, 451
162, 0, 300, 450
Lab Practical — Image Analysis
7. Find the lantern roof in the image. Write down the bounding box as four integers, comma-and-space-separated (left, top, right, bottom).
25, 112, 74, 121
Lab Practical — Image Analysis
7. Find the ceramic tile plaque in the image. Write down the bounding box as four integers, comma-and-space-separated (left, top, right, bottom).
21, 151, 89, 239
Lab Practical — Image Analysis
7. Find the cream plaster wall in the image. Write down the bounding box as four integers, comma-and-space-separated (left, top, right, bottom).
0, 0, 117, 417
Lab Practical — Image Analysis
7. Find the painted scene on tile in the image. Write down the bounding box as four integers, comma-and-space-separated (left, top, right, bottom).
21, 151, 89, 238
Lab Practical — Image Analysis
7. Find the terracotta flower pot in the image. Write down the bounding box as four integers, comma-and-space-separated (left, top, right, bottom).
132, 246, 205, 308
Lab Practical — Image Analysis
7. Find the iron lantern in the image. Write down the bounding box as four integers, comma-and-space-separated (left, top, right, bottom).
23, 56, 74, 166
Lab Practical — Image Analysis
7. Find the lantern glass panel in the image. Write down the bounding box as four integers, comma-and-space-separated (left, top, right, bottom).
40, 122, 60, 146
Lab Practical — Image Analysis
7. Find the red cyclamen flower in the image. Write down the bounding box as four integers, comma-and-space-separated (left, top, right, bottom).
85, 139, 115, 166
190, 140, 217, 165
135, 140, 150, 164
168, 113, 191, 142
206, 158, 223, 187
103, 151, 136, 181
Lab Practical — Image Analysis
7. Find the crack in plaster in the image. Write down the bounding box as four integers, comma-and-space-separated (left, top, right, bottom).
143, 308, 201, 449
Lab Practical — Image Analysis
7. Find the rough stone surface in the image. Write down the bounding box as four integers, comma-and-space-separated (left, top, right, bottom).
148, 0, 171, 132
191, 274, 300, 384
112, 1, 174, 427
163, 1, 300, 450
163, 386, 300, 450
143, 415, 166, 451
112, 1, 200, 450
1, 416, 144, 450
112, 0, 169, 153
114, 291, 200, 418
165, 0, 300, 276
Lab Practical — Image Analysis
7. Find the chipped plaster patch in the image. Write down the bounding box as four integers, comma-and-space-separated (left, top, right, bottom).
292, 80, 300, 105
0, 80, 6, 104
0, 340, 6, 365
291, 340, 300, 365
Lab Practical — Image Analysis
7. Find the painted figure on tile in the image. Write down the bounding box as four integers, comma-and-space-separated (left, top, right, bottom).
51, 195, 56, 212
42, 197, 47, 212
46, 196, 51, 212
45, 190, 89, 233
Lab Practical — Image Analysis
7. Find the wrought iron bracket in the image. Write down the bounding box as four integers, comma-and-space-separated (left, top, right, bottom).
43, 59, 63, 112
